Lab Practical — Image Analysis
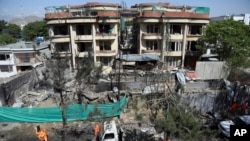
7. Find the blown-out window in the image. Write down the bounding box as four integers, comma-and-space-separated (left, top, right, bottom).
0, 54, 10, 60
54, 43, 70, 52
0, 65, 13, 72
146, 40, 158, 50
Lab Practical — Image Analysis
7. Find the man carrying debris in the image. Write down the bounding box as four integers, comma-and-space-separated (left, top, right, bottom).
93, 123, 100, 141
35, 125, 48, 141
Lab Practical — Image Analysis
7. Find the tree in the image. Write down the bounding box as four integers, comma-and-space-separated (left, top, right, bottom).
0, 20, 8, 33
51, 51, 69, 141
23, 21, 49, 41
6, 23, 21, 38
0, 33, 16, 45
197, 19, 250, 69
75, 50, 102, 104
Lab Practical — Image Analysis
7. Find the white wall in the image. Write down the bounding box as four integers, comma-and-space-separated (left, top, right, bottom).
0, 54, 18, 78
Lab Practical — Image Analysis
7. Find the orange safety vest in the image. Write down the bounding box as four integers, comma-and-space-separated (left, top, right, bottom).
36, 128, 48, 141
94, 124, 100, 136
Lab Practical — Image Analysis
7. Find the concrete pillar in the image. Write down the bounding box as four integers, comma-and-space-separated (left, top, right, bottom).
92, 24, 97, 64
161, 22, 166, 62
181, 24, 188, 70
69, 24, 76, 70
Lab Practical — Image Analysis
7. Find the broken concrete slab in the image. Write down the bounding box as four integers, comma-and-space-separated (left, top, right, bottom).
27, 91, 41, 96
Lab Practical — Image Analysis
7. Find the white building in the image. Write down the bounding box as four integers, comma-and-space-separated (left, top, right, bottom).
210, 13, 250, 25
0, 41, 50, 78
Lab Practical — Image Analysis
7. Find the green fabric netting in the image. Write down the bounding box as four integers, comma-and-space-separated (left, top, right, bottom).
0, 96, 126, 123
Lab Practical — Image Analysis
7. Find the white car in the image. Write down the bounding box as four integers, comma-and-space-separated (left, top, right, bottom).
102, 121, 119, 141
218, 115, 250, 137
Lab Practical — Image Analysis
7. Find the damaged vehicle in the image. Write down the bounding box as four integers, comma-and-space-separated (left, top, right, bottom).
218, 115, 250, 137
102, 121, 119, 141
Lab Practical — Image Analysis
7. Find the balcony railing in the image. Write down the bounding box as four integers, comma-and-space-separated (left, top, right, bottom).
142, 50, 161, 53
142, 33, 162, 39
96, 50, 116, 53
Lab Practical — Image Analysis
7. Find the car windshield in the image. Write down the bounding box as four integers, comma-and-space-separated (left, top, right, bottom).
232, 117, 246, 125
103, 133, 115, 139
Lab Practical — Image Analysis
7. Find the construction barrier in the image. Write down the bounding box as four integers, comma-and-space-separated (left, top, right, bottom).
0, 96, 126, 123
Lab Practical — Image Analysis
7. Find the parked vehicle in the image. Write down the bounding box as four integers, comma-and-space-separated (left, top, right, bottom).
102, 121, 119, 141
218, 115, 250, 137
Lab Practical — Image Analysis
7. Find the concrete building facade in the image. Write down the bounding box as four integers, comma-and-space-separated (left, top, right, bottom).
132, 3, 210, 70
0, 41, 50, 78
44, 2, 121, 68
44, 2, 209, 70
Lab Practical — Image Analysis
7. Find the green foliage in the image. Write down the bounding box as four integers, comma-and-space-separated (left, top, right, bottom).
154, 105, 215, 141
0, 33, 17, 45
6, 23, 21, 38
23, 21, 48, 41
198, 19, 250, 69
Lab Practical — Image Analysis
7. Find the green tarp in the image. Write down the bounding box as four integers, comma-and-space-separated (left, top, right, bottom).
152, 5, 163, 11
0, 96, 126, 123
195, 7, 210, 14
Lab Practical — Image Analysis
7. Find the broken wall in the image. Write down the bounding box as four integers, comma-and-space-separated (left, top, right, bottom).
0, 70, 37, 106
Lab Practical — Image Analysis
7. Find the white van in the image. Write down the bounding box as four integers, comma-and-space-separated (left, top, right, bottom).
101, 121, 119, 141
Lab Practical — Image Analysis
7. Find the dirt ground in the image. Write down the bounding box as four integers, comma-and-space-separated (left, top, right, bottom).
0, 96, 149, 141
0, 94, 227, 141
0, 121, 96, 141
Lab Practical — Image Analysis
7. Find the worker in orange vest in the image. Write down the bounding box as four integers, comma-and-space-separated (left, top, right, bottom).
94, 123, 100, 140
35, 125, 48, 141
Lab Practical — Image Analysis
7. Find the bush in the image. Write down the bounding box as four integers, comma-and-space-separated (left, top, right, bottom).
154, 105, 215, 141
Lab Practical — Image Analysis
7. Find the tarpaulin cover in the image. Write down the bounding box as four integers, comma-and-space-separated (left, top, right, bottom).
0, 96, 126, 123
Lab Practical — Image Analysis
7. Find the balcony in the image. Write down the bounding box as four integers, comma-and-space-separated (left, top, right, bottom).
76, 52, 89, 57
142, 33, 162, 40
15, 58, 35, 66
187, 34, 202, 37
164, 51, 182, 56
75, 35, 93, 41
95, 33, 117, 40
51, 36, 70, 43
142, 50, 161, 55
96, 50, 116, 56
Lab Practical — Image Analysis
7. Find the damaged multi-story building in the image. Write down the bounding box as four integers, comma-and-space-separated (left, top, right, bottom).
44, 2, 121, 70
0, 41, 50, 78
131, 3, 210, 70
44, 2, 210, 70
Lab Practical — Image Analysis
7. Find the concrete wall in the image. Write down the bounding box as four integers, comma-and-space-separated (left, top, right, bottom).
180, 91, 218, 113
0, 70, 36, 106
195, 61, 229, 80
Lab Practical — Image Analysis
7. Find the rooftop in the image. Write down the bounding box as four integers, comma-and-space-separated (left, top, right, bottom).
0, 41, 50, 51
